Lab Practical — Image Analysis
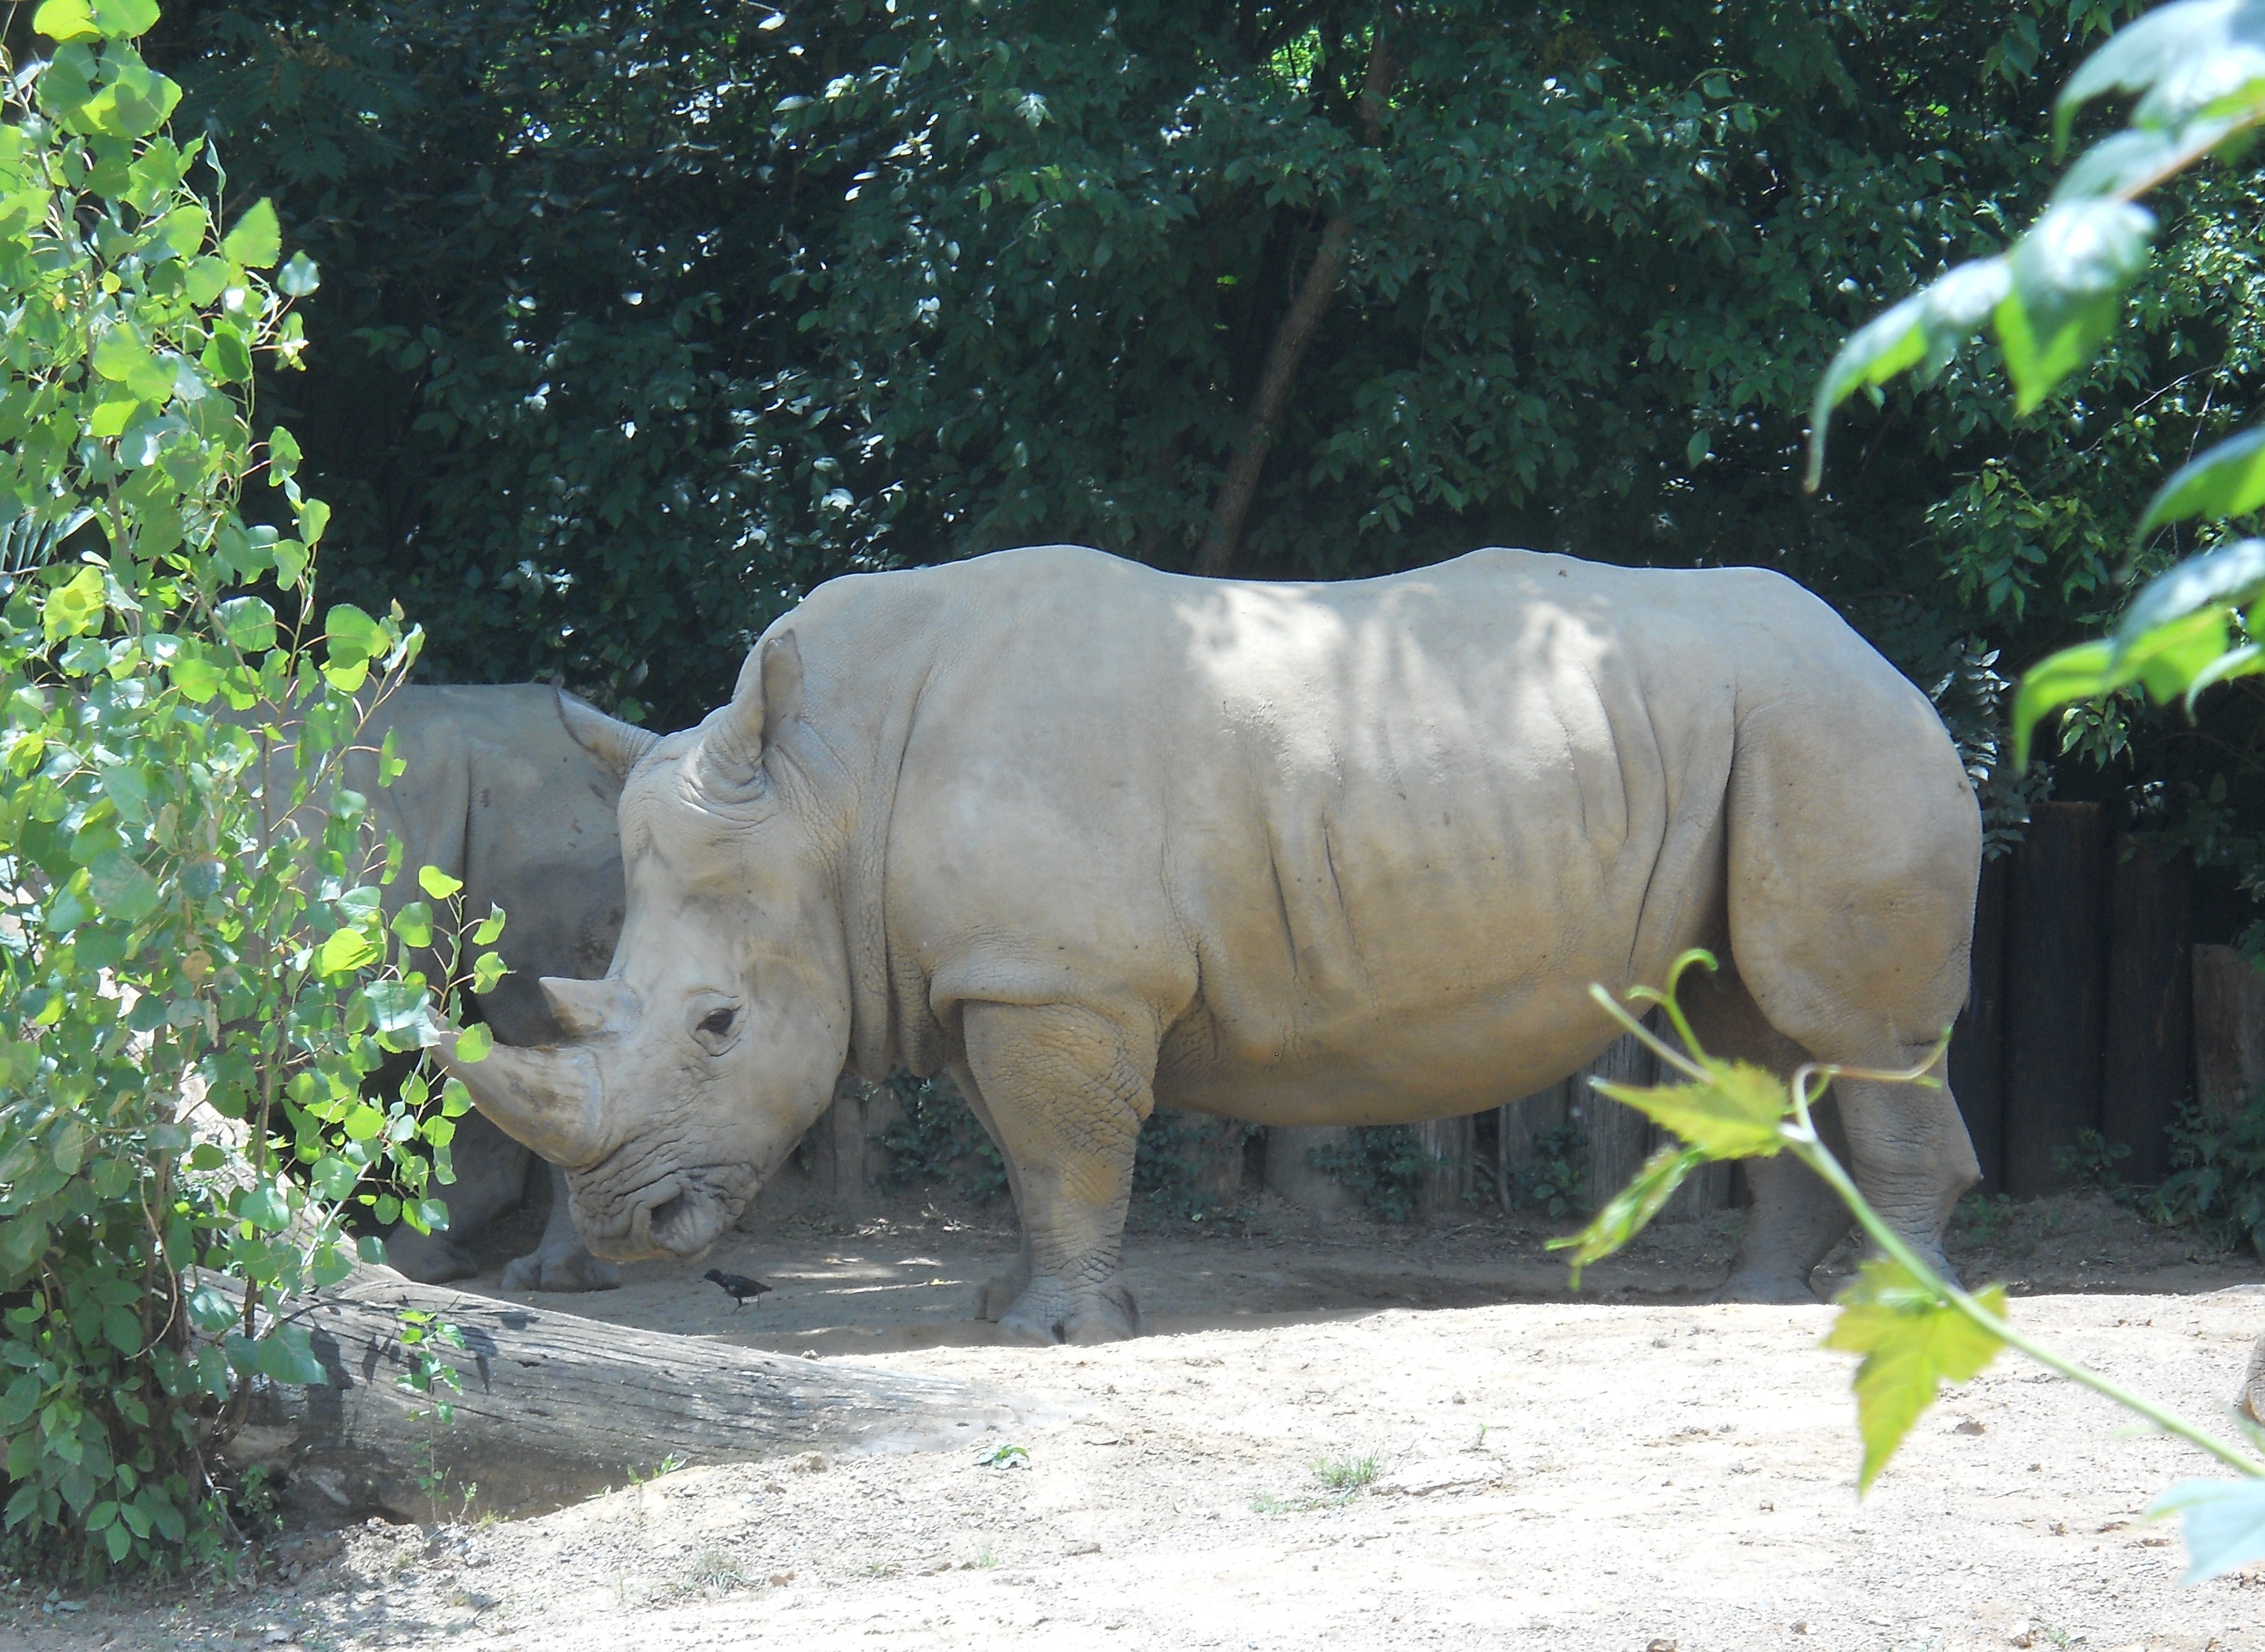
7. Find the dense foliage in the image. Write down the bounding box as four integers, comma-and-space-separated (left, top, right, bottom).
115, 3, 2259, 932
0, 0, 482, 1576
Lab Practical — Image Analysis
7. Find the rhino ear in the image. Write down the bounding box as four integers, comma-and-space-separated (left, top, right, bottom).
556, 688, 660, 783
702, 630, 803, 795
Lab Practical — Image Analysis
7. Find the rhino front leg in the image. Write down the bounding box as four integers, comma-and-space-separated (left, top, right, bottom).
501, 1163, 623, 1293
960, 1001, 1150, 1344
948, 1067, 1035, 1320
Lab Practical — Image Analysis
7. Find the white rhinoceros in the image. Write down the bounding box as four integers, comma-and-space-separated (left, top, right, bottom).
440, 546, 1982, 1341
337, 685, 628, 1292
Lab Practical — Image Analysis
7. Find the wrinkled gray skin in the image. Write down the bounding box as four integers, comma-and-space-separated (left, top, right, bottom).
339, 685, 627, 1292
441, 546, 1982, 1342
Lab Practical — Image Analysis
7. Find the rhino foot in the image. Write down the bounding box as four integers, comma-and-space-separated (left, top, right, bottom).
501, 1246, 623, 1293
997, 1281, 1142, 1346
383, 1230, 479, 1285
1713, 1268, 1822, 1305
975, 1264, 1032, 1322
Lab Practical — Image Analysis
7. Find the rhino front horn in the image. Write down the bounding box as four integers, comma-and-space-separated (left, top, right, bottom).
435, 1027, 606, 1167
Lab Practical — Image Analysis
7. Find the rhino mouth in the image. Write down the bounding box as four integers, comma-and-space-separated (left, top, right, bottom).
577, 1162, 752, 1262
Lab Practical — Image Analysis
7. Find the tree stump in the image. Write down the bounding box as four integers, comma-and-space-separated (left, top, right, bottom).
2195, 943, 2265, 1116
2003, 801, 2111, 1195
2101, 838, 2191, 1181
1262, 1125, 1363, 1221
228, 1272, 1038, 1523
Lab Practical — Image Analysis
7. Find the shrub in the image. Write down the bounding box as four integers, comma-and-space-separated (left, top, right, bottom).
2140, 1093, 2265, 1257
0, 1, 476, 1578
1309, 1125, 1432, 1224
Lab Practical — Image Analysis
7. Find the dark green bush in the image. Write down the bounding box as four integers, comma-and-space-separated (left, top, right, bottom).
1310, 1125, 1433, 1225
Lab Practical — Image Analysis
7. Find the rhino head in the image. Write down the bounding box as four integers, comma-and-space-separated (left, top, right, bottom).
436, 632, 851, 1264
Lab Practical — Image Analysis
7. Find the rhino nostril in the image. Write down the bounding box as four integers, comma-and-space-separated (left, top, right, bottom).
648, 1192, 692, 1241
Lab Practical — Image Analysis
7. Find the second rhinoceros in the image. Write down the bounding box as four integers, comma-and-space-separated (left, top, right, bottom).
441, 546, 1982, 1341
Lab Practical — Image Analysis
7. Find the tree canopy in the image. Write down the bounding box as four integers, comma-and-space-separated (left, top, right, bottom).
140, 0, 2265, 935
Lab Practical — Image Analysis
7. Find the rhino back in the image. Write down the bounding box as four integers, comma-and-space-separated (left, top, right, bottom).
790, 546, 1967, 1122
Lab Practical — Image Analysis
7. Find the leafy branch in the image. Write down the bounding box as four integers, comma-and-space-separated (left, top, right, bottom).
1556, 949, 2265, 1582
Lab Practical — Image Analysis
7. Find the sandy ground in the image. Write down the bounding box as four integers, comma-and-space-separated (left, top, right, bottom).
8, 1193, 2265, 1652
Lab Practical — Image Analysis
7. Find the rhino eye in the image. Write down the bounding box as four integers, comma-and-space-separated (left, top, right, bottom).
698, 1007, 736, 1039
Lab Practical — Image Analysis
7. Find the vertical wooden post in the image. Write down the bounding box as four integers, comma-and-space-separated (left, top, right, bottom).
1573, 1031, 1656, 1211
1949, 854, 2010, 1191
1413, 1114, 1473, 1221
2100, 839, 2192, 1182
1497, 1081, 1570, 1211
2194, 944, 2265, 1116
2001, 801, 2110, 1196
1262, 1125, 1362, 1220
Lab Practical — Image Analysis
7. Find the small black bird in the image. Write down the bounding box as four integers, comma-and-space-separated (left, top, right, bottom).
702, 1269, 772, 1311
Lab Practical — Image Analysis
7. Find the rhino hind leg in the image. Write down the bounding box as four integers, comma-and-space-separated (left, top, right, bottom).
501, 1164, 623, 1293
383, 1111, 535, 1283
1717, 717, 1982, 1284
958, 1002, 1149, 1344
1682, 964, 1851, 1301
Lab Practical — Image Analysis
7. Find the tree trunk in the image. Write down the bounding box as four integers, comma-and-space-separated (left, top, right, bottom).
2100, 838, 2191, 1182
1191, 29, 1393, 578
2194, 943, 2265, 1116
1413, 1113, 1473, 1221
1949, 853, 2010, 1191
2001, 801, 2111, 1195
227, 1273, 1033, 1524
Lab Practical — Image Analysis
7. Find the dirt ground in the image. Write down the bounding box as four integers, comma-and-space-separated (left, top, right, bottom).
10, 1190, 2265, 1652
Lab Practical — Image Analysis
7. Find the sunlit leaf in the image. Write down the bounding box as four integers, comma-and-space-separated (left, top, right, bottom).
1822, 1258, 2007, 1491
2139, 429, 2265, 535
42, 564, 106, 643
31, 0, 101, 42
2152, 1479, 2265, 1583
220, 197, 280, 269
312, 926, 380, 977
453, 1023, 493, 1064
2011, 639, 2131, 769
471, 905, 505, 946
1805, 259, 2008, 487
1546, 1143, 1702, 1285
1994, 201, 2155, 413
1591, 1060, 1790, 1159
2057, 0, 2265, 145
2117, 537, 2265, 643
417, 864, 464, 900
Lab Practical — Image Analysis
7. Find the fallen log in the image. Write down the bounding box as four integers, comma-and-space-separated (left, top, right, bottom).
229, 1272, 1042, 1523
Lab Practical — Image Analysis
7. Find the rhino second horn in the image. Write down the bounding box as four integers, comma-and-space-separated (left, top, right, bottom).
541, 976, 641, 1041
555, 687, 660, 782
700, 630, 803, 797
436, 1030, 606, 1167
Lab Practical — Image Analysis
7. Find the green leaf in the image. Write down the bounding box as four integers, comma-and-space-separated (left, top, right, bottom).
1993, 201, 2155, 414
277, 250, 320, 297
323, 602, 383, 668
471, 905, 506, 947
2011, 639, 2131, 769
1822, 1258, 2007, 1491
362, 979, 430, 1035
2058, 0, 2265, 145
471, 951, 507, 994
2139, 429, 2265, 536
313, 926, 380, 977
341, 1102, 383, 1142
221, 198, 280, 269
2116, 538, 2265, 647
418, 864, 465, 900
253, 1328, 325, 1387
453, 1023, 493, 1064
389, 902, 434, 950
214, 595, 276, 653
75, 52, 180, 139
2183, 642, 2265, 712
92, 322, 151, 383
238, 1183, 290, 1232
42, 564, 106, 643
1591, 1060, 1789, 1159
87, 848, 160, 923
91, 0, 159, 36
32, 0, 101, 41
1545, 1143, 1703, 1285
104, 1520, 131, 1562
2153, 1479, 2265, 1584
1807, 259, 2007, 487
